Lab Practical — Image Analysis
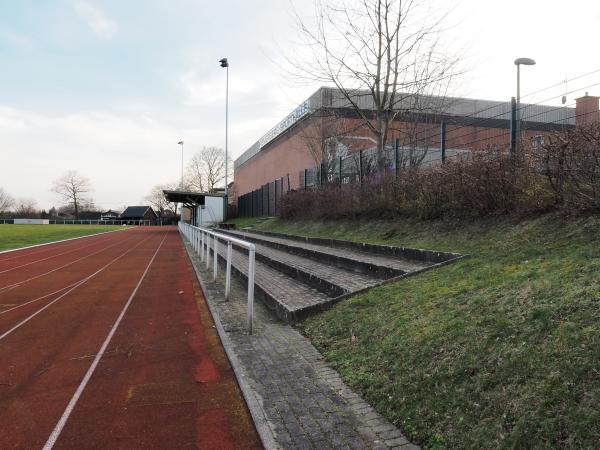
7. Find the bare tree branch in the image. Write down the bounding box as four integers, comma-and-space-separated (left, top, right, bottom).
288, 0, 461, 168
186, 146, 232, 193
0, 187, 14, 213
51, 170, 92, 220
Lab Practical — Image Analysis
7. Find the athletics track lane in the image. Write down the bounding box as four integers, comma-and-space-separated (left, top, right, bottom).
0, 227, 261, 449
0, 229, 151, 323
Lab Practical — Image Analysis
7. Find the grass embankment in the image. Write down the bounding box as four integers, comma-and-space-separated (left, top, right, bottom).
232, 214, 600, 449
0, 224, 124, 251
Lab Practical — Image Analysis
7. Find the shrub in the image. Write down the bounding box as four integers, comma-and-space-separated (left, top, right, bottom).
280, 124, 600, 220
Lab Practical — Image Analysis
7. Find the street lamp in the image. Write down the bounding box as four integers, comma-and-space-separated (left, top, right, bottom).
219, 57, 229, 198
177, 140, 184, 188
177, 140, 184, 220
514, 57, 536, 149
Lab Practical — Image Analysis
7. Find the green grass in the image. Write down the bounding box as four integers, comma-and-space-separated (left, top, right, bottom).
0, 224, 124, 251
257, 213, 600, 449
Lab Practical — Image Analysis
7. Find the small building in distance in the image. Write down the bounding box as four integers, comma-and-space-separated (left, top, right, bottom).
100, 210, 121, 221
120, 206, 158, 225
162, 190, 226, 227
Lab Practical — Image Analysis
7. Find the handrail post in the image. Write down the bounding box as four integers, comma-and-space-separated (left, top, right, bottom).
201, 231, 205, 261
205, 233, 210, 269
225, 242, 232, 300
247, 246, 255, 335
213, 235, 218, 280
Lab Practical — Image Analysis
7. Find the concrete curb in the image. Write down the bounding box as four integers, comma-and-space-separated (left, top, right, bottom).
181, 236, 278, 450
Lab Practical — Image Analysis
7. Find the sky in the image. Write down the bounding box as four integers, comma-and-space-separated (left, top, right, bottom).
1, 0, 600, 210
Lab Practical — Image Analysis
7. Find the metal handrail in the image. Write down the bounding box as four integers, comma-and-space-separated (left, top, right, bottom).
178, 221, 256, 334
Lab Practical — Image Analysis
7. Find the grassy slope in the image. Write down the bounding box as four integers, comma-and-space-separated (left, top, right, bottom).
245, 214, 600, 449
0, 224, 123, 251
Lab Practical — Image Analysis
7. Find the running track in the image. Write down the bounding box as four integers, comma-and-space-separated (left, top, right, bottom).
0, 227, 262, 449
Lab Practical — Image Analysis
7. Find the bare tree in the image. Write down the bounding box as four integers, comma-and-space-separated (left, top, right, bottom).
291, 0, 459, 168
51, 171, 92, 219
0, 187, 14, 213
145, 183, 177, 216
186, 146, 231, 192
297, 112, 355, 170
14, 198, 39, 218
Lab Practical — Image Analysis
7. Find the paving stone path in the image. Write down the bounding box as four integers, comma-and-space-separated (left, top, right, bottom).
183, 238, 420, 450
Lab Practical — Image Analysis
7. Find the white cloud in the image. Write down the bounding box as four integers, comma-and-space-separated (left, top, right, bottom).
0, 29, 34, 50
179, 71, 260, 106
72, 0, 117, 39
0, 104, 285, 210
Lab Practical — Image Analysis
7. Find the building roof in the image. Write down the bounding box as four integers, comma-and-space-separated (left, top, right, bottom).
120, 206, 157, 219
163, 189, 225, 206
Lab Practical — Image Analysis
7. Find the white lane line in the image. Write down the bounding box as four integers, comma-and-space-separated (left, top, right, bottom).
0, 234, 155, 342
0, 237, 113, 275
0, 227, 131, 258
43, 232, 168, 450
0, 231, 144, 293
0, 279, 84, 316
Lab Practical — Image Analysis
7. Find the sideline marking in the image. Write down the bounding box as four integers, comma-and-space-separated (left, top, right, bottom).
0, 227, 131, 257
0, 231, 144, 293
43, 232, 168, 450
0, 234, 155, 342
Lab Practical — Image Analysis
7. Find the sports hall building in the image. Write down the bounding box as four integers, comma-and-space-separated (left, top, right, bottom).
232, 87, 600, 203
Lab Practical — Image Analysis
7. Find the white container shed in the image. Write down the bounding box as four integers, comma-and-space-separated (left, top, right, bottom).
163, 190, 227, 227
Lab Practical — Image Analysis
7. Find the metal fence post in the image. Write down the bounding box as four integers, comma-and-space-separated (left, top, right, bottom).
225, 242, 232, 300
359, 150, 364, 184
339, 156, 343, 184
395, 138, 400, 176
440, 121, 447, 164
304, 168, 308, 190
247, 247, 255, 334
510, 96, 517, 155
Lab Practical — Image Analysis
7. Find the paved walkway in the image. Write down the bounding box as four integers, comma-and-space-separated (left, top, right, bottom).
183, 237, 419, 450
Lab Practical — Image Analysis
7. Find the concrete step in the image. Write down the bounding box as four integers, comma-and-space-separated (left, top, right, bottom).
220, 229, 431, 277
238, 239, 381, 297
207, 240, 332, 322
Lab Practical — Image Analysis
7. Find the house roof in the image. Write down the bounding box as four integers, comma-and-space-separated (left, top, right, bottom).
120, 206, 157, 219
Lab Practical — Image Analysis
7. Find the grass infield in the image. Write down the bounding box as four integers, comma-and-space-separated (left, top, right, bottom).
230, 213, 600, 449
0, 224, 124, 251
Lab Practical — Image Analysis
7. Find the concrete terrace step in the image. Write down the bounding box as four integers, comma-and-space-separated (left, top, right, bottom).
192, 227, 464, 322
222, 229, 431, 277
211, 242, 332, 322
245, 241, 381, 297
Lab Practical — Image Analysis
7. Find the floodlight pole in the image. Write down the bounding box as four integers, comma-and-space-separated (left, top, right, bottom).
220, 58, 229, 198
177, 140, 184, 220
178, 141, 184, 188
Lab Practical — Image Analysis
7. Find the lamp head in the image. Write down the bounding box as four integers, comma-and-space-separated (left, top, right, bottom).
177, 141, 184, 145
219, 58, 229, 68
514, 57, 536, 66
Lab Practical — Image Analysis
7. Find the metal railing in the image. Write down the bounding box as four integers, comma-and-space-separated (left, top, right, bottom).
178, 222, 256, 334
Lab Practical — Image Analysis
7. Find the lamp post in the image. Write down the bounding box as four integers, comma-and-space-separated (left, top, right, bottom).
219, 57, 229, 197
177, 140, 184, 220
514, 57, 536, 150
177, 140, 184, 188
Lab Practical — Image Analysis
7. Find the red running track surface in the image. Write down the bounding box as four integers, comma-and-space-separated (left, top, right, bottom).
0, 227, 262, 449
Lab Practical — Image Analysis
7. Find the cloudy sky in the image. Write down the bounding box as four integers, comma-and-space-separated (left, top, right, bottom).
1, 0, 599, 210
